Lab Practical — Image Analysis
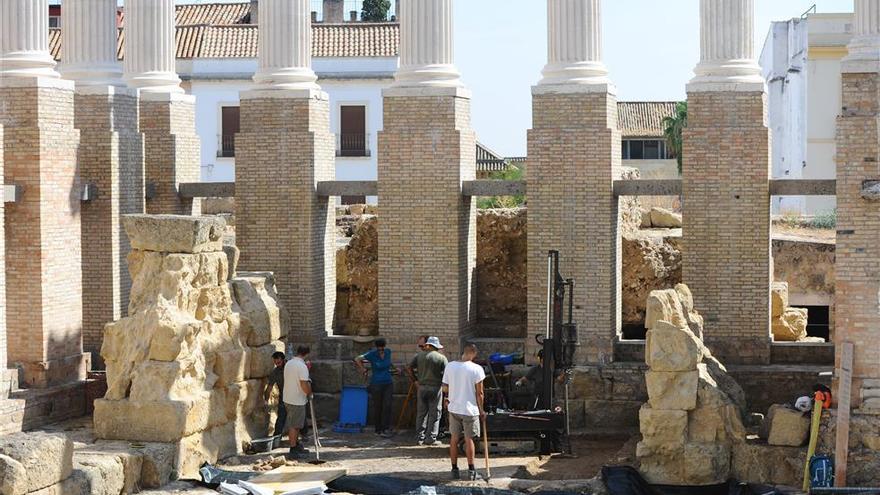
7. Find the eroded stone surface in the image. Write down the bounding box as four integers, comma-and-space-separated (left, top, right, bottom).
762, 404, 810, 447
123, 215, 225, 254
0, 432, 73, 494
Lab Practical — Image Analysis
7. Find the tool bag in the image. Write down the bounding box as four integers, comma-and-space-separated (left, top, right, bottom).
809, 455, 834, 488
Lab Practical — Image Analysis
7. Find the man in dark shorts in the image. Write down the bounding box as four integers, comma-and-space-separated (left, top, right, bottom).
264, 351, 287, 437
283, 346, 312, 459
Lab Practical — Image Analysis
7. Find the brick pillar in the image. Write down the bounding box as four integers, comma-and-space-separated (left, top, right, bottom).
0, 79, 89, 387
682, 92, 771, 364
377, 89, 476, 357
527, 91, 621, 364
140, 94, 200, 215
76, 88, 144, 365
0, 123, 6, 382
236, 92, 336, 345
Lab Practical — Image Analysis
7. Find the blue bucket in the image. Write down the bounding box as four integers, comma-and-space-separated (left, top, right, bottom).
333, 385, 368, 433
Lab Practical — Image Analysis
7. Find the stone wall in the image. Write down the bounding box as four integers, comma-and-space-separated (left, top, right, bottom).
94, 215, 284, 477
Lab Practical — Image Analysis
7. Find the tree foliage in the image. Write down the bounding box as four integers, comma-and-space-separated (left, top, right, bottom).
361, 0, 391, 22
662, 101, 688, 175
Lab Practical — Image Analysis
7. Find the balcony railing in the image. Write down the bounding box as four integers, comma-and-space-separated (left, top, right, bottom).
218, 134, 235, 158
337, 133, 370, 157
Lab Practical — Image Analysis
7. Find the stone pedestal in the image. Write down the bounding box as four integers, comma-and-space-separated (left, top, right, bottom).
377, 89, 476, 357
683, 90, 771, 365
527, 89, 620, 364
140, 93, 200, 216
77, 87, 145, 365
236, 91, 335, 344
835, 70, 880, 407
0, 78, 89, 387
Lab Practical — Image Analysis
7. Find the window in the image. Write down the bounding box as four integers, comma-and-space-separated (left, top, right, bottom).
219, 106, 240, 158
49, 16, 60, 28
339, 105, 368, 157
622, 140, 669, 160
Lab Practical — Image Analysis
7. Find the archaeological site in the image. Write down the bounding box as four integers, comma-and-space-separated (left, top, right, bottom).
0, 0, 879, 493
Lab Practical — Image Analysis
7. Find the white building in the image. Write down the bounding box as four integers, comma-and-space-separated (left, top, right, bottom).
760, 12, 854, 217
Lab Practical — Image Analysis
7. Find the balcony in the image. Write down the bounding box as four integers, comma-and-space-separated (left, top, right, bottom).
217, 134, 235, 158
337, 133, 370, 158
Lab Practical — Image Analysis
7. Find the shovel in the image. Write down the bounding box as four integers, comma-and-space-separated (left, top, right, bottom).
308, 398, 326, 465
481, 414, 491, 482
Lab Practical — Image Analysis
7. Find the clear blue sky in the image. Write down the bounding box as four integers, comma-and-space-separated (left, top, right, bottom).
162, 0, 855, 155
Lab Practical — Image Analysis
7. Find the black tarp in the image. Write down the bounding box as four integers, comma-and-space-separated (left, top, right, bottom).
601, 466, 782, 495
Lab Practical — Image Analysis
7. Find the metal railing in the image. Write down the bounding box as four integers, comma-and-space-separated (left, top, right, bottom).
218, 134, 235, 158
337, 133, 370, 157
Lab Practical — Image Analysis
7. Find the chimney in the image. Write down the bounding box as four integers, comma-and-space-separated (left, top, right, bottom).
323, 0, 344, 23
349, 10, 357, 22
395, 0, 400, 21
249, 0, 258, 24
311, 11, 318, 23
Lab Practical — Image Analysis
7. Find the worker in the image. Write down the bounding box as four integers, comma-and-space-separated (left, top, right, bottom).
408, 336, 448, 446
283, 345, 313, 459
263, 351, 287, 437
442, 343, 486, 481
354, 338, 395, 438
515, 349, 563, 408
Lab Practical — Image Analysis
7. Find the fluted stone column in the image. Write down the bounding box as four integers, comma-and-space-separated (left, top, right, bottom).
237, 0, 334, 345
376, 0, 474, 358
683, 0, 771, 364
125, 0, 199, 216
835, 0, 880, 413
62, 0, 145, 367
527, 0, 619, 365
0, 0, 89, 387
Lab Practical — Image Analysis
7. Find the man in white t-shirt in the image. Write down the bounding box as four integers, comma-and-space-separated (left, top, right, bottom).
441, 343, 486, 481
283, 345, 313, 459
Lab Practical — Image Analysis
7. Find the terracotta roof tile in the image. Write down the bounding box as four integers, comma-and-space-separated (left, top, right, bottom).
618, 101, 680, 139
174, 2, 251, 26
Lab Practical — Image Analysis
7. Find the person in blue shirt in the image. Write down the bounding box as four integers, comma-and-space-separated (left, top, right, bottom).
354, 338, 395, 437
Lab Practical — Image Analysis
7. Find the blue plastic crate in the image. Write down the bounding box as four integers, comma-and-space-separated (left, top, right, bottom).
334, 385, 368, 433
332, 422, 365, 434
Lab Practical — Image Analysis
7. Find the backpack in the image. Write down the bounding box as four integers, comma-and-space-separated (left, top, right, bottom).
810, 455, 834, 488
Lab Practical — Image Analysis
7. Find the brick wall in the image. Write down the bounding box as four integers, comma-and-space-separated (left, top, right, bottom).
1, 80, 88, 388
140, 95, 200, 215
527, 91, 622, 365
236, 94, 336, 345
683, 91, 772, 365
0, 123, 5, 376
77, 90, 145, 366
835, 71, 880, 406
377, 94, 477, 358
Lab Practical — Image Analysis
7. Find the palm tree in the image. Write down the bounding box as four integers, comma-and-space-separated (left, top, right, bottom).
662, 101, 687, 175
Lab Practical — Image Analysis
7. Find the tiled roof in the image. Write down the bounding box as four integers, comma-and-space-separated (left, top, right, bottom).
174, 2, 251, 26
618, 101, 680, 138
49, 22, 399, 61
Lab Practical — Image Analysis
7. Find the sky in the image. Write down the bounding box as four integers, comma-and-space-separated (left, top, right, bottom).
160, 0, 856, 156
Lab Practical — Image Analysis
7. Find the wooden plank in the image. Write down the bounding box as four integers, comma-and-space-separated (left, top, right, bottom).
835, 342, 854, 487
242, 465, 348, 494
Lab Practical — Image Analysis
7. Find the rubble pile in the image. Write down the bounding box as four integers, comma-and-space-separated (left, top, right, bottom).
638, 285, 746, 485
94, 215, 286, 477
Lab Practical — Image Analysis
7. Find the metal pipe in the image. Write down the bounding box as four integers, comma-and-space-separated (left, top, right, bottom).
545, 252, 553, 339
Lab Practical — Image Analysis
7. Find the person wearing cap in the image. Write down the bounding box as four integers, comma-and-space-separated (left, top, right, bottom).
408, 336, 449, 445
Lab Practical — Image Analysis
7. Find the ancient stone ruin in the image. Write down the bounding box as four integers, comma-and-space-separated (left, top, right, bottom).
771, 282, 811, 342
93, 215, 286, 477
638, 285, 747, 485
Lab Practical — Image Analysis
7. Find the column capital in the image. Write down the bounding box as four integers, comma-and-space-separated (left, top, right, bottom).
688, 0, 765, 93
536, 0, 613, 93
253, 0, 319, 91
390, 0, 464, 92
61, 0, 125, 88
0, 0, 60, 79
843, 0, 880, 73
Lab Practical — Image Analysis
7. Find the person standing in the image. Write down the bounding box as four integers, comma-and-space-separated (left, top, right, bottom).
442, 343, 486, 481
264, 351, 288, 438
283, 346, 313, 459
408, 336, 448, 446
354, 338, 395, 437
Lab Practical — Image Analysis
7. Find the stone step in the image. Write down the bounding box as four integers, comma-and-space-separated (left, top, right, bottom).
862, 379, 880, 389
861, 387, 880, 400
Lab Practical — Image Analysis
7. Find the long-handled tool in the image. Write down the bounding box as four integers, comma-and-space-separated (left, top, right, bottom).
308, 398, 326, 465
395, 381, 416, 431
481, 415, 491, 482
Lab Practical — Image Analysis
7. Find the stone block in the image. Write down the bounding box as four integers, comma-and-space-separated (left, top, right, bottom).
310, 360, 344, 394
731, 441, 805, 486
0, 432, 73, 494
223, 245, 240, 280
248, 341, 285, 379
214, 348, 248, 387
138, 443, 176, 489
771, 282, 788, 318
646, 370, 698, 411
0, 453, 27, 495
123, 214, 225, 254
646, 321, 703, 372
568, 367, 609, 400
176, 422, 237, 478
771, 308, 808, 342
231, 276, 282, 347
73, 455, 126, 495
93, 397, 210, 443
76, 446, 143, 495
637, 448, 684, 485
638, 405, 687, 453
763, 404, 809, 447
128, 358, 208, 402
234, 406, 270, 450
645, 289, 687, 331
683, 443, 730, 485
649, 207, 682, 228
227, 379, 265, 418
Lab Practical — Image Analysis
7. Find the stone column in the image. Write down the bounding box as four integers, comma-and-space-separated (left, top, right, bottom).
124, 0, 199, 216
377, 0, 475, 357
683, 0, 771, 364
527, 0, 619, 364
835, 0, 880, 411
237, 0, 335, 345
0, 123, 6, 397
62, 0, 145, 366
0, 0, 89, 387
